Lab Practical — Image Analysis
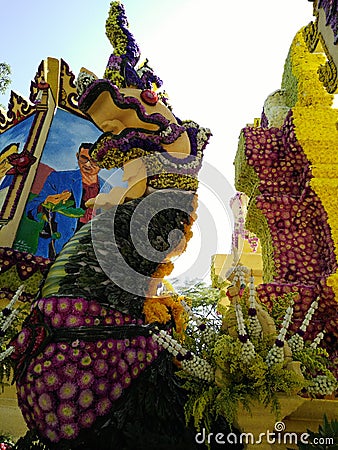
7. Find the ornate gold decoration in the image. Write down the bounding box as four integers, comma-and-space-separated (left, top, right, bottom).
306, 2, 338, 94
28, 58, 85, 116
317, 55, 338, 93
58, 59, 86, 117
303, 19, 319, 53
0, 91, 36, 133
317, 35, 338, 93
0, 85, 55, 240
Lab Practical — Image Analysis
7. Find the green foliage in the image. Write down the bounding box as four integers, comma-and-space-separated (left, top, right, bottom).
294, 346, 331, 377
270, 292, 297, 327
211, 334, 305, 425
175, 283, 336, 434
176, 281, 222, 339
281, 47, 299, 108
210, 263, 229, 294
178, 281, 221, 309
234, 131, 260, 196
244, 198, 276, 283
180, 376, 218, 433
42, 199, 85, 218
14, 430, 51, 449
293, 346, 338, 396
0, 432, 15, 449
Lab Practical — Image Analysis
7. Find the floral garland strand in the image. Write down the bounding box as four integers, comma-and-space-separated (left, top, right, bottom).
150, 328, 214, 382
247, 272, 262, 339
265, 298, 293, 367
288, 297, 319, 353
234, 301, 256, 364
0, 285, 25, 384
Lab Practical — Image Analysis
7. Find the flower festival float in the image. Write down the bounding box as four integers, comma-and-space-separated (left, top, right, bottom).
1, 1, 240, 449
0, 1, 337, 450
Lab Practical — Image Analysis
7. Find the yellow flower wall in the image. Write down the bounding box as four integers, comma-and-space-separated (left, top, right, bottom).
290, 30, 338, 300
234, 25, 338, 352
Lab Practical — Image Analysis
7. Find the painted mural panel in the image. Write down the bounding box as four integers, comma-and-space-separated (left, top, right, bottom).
11, 108, 124, 259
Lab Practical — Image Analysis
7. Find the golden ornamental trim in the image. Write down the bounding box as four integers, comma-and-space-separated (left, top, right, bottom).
317, 35, 338, 94
0, 91, 36, 133
58, 59, 86, 118
303, 19, 319, 53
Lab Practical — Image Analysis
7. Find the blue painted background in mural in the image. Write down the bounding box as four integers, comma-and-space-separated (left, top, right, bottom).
37, 108, 122, 181
0, 115, 34, 150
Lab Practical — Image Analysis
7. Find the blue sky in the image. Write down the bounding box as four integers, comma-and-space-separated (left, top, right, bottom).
0, 1, 314, 170
0, 0, 315, 282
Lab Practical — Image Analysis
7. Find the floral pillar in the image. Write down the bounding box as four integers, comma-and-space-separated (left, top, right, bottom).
234, 27, 338, 358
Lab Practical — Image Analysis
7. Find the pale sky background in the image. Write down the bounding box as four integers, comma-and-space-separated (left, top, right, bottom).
0, 1, 315, 284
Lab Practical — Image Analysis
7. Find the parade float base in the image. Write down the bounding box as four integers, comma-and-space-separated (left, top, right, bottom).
0, 388, 337, 447
233, 394, 337, 450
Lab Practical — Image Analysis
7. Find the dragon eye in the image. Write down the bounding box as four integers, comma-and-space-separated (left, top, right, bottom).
140, 89, 158, 106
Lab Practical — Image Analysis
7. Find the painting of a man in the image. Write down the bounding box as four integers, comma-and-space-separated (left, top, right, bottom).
26, 143, 108, 258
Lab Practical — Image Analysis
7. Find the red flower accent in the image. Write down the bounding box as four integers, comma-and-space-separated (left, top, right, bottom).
37, 81, 50, 90
140, 89, 158, 106
6, 150, 36, 175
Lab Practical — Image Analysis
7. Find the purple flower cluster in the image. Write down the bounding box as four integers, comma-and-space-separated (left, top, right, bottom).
79, 79, 169, 129
34, 297, 141, 329
16, 297, 161, 444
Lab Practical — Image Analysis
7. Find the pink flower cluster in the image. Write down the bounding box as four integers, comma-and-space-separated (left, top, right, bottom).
255, 190, 335, 284
241, 111, 338, 350
245, 113, 310, 197
15, 297, 161, 443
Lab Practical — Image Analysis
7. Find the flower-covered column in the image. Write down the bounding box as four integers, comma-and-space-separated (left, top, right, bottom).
234, 27, 338, 355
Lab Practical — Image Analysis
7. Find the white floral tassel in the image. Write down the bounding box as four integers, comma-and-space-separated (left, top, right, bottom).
226, 265, 248, 291
266, 300, 294, 367
0, 346, 14, 362
307, 374, 337, 396
235, 301, 256, 363
180, 299, 216, 345
310, 331, 325, 349
181, 354, 214, 383
150, 328, 214, 382
247, 271, 262, 340
0, 285, 24, 334
1, 309, 19, 333
7, 285, 24, 310
288, 297, 319, 353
